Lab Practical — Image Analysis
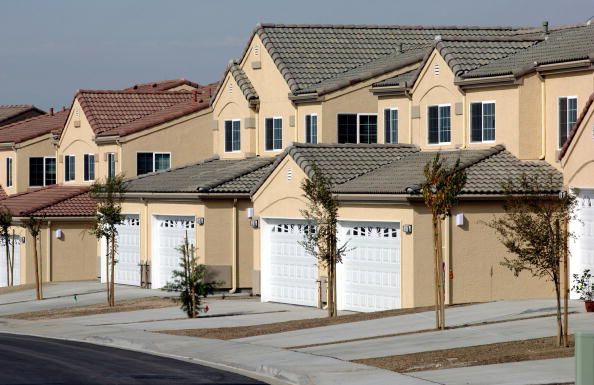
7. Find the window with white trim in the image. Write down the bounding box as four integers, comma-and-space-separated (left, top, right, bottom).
29, 157, 56, 187
107, 153, 116, 179
136, 152, 171, 175
337, 113, 378, 144
224, 120, 241, 152
470, 102, 495, 143
559, 97, 577, 148
384, 108, 398, 144
6, 157, 12, 188
305, 114, 317, 144
265, 117, 282, 151
64, 155, 75, 182
84, 154, 95, 181
428, 105, 451, 144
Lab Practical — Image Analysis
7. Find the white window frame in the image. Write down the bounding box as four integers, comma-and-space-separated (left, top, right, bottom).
336, 113, 378, 144
384, 108, 399, 144
64, 154, 76, 182
83, 153, 95, 182
305, 114, 318, 144
224, 119, 241, 153
29, 156, 56, 187
427, 104, 452, 145
6, 157, 13, 188
469, 101, 496, 144
136, 151, 172, 175
558, 96, 578, 149
107, 152, 116, 179
265, 116, 283, 152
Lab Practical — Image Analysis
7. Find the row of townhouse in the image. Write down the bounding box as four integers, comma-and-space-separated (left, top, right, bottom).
0, 22, 592, 312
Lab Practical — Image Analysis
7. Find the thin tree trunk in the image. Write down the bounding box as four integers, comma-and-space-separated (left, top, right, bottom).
10, 230, 15, 287
110, 232, 116, 307
554, 275, 563, 347
5, 234, 10, 287
563, 216, 569, 348
432, 216, 440, 329
32, 234, 41, 300
105, 236, 110, 305
38, 235, 43, 299
438, 219, 445, 330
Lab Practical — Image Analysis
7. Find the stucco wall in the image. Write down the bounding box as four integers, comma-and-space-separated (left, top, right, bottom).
561, 105, 594, 187
0, 148, 18, 195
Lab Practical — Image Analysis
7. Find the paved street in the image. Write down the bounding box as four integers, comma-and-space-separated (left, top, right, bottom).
0, 333, 267, 385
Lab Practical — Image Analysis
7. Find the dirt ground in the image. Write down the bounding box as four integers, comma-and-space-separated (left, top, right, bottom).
7, 297, 178, 320
355, 336, 575, 373
0, 283, 37, 295
161, 304, 466, 340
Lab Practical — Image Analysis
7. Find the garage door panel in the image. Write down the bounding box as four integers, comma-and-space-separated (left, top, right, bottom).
571, 190, 594, 298
152, 216, 196, 289
339, 222, 401, 312
263, 220, 318, 307
0, 236, 20, 287
114, 215, 141, 286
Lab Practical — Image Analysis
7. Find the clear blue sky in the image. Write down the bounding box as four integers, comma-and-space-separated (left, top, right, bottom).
0, 0, 591, 110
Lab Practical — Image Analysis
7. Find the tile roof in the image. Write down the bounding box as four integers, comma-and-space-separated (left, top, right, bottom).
253, 23, 539, 93
463, 24, 594, 78
335, 145, 562, 195
124, 156, 275, 194
75, 90, 210, 137
211, 61, 259, 107
251, 143, 420, 195
0, 185, 94, 217
0, 109, 70, 144
373, 69, 418, 88
0, 105, 45, 126
125, 79, 203, 92
559, 91, 594, 160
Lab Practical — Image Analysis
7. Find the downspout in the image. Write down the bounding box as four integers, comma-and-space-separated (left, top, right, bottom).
444, 216, 452, 304
462, 92, 467, 148
255, 110, 260, 157
539, 74, 546, 159
229, 198, 238, 293
47, 221, 52, 282
408, 93, 413, 144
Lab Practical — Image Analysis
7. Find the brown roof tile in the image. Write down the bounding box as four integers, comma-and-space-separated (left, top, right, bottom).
0, 109, 70, 144
75, 90, 211, 136
0, 185, 94, 217
0, 105, 45, 127
125, 79, 203, 92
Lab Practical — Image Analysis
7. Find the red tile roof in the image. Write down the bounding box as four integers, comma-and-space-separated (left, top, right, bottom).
75, 90, 211, 137
0, 109, 70, 144
0, 105, 45, 126
0, 185, 95, 217
559, 91, 594, 160
125, 79, 202, 92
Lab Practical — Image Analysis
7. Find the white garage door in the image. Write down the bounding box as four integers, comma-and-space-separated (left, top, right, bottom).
338, 221, 401, 312
101, 215, 141, 286
0, 236, 20, 287
152, 215, 196, 289
571, 189, 594, 299
262, 219, 318, 307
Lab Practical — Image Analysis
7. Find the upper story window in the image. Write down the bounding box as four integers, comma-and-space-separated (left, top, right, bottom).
224, 120, 241, 152
107, 153, 116, 179
29, 157, 56, 187
470, 102, 495, 143
305, 114, 318, 144
559, 97, 577, 148
428, 105, 451, 145
384, 108, 398, 144
6, 158, 12, 188
337, 113, 377, 144
64, 155, 76, 182
137, 152, 171, 176
84, 154, 95, 181
265, 117, 282, 151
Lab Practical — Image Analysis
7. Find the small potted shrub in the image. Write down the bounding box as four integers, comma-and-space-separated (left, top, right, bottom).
572, 269, 594, 312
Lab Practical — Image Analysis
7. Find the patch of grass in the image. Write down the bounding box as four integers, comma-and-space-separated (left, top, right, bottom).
354, 336, 575, 373
160, 304, 470, 340
7, 297, 178, 320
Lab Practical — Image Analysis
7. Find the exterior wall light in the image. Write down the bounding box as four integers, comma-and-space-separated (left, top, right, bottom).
250, 218, 259, 229
455, 213, 465, 227
403, 224, 413, 234
196, 217, 205, 226
247, 207, 254, 219
55, 229, 63, 239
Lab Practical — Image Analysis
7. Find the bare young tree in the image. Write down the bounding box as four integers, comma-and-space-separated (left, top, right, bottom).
486, 175, 576, 347
421, 153, 467, 330
90, 174, 126, 307
0, 207, 13, 287
23, 216, 43, 300
300, 162, 347, 317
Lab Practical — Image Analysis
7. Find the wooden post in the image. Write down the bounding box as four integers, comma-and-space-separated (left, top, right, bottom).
563, 214, 569, 348
433, 216, 440, 329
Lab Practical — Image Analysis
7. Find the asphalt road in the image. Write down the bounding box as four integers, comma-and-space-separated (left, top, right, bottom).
0, 333, 267, 385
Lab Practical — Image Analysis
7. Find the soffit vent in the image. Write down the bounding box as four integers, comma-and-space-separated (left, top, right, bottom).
287, 168, 293, 181
254, 44, 260, 56
228, 83, 233, 94
433, 64, 440, 76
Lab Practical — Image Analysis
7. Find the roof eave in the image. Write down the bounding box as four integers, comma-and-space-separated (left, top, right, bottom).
455, 74, 521, 90
371, 86, 410, 97
289, 92, 321, 103
94, 135, 120, 144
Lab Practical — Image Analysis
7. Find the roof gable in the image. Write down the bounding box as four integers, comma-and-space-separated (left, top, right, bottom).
0, 109, 70, 144
0, 105, 45, 126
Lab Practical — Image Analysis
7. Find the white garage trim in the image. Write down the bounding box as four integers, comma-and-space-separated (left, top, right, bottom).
0, 235, 21, 287
151, 215, 196, 289
337, 220, 402, 312
261, 218, 318, 307
570, 188, 594, 299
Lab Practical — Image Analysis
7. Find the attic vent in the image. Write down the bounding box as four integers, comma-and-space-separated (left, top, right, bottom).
228, 83, 233, 94
287, 168, 293, 181
433, 64, 440, 76
254, 44, 260, 56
